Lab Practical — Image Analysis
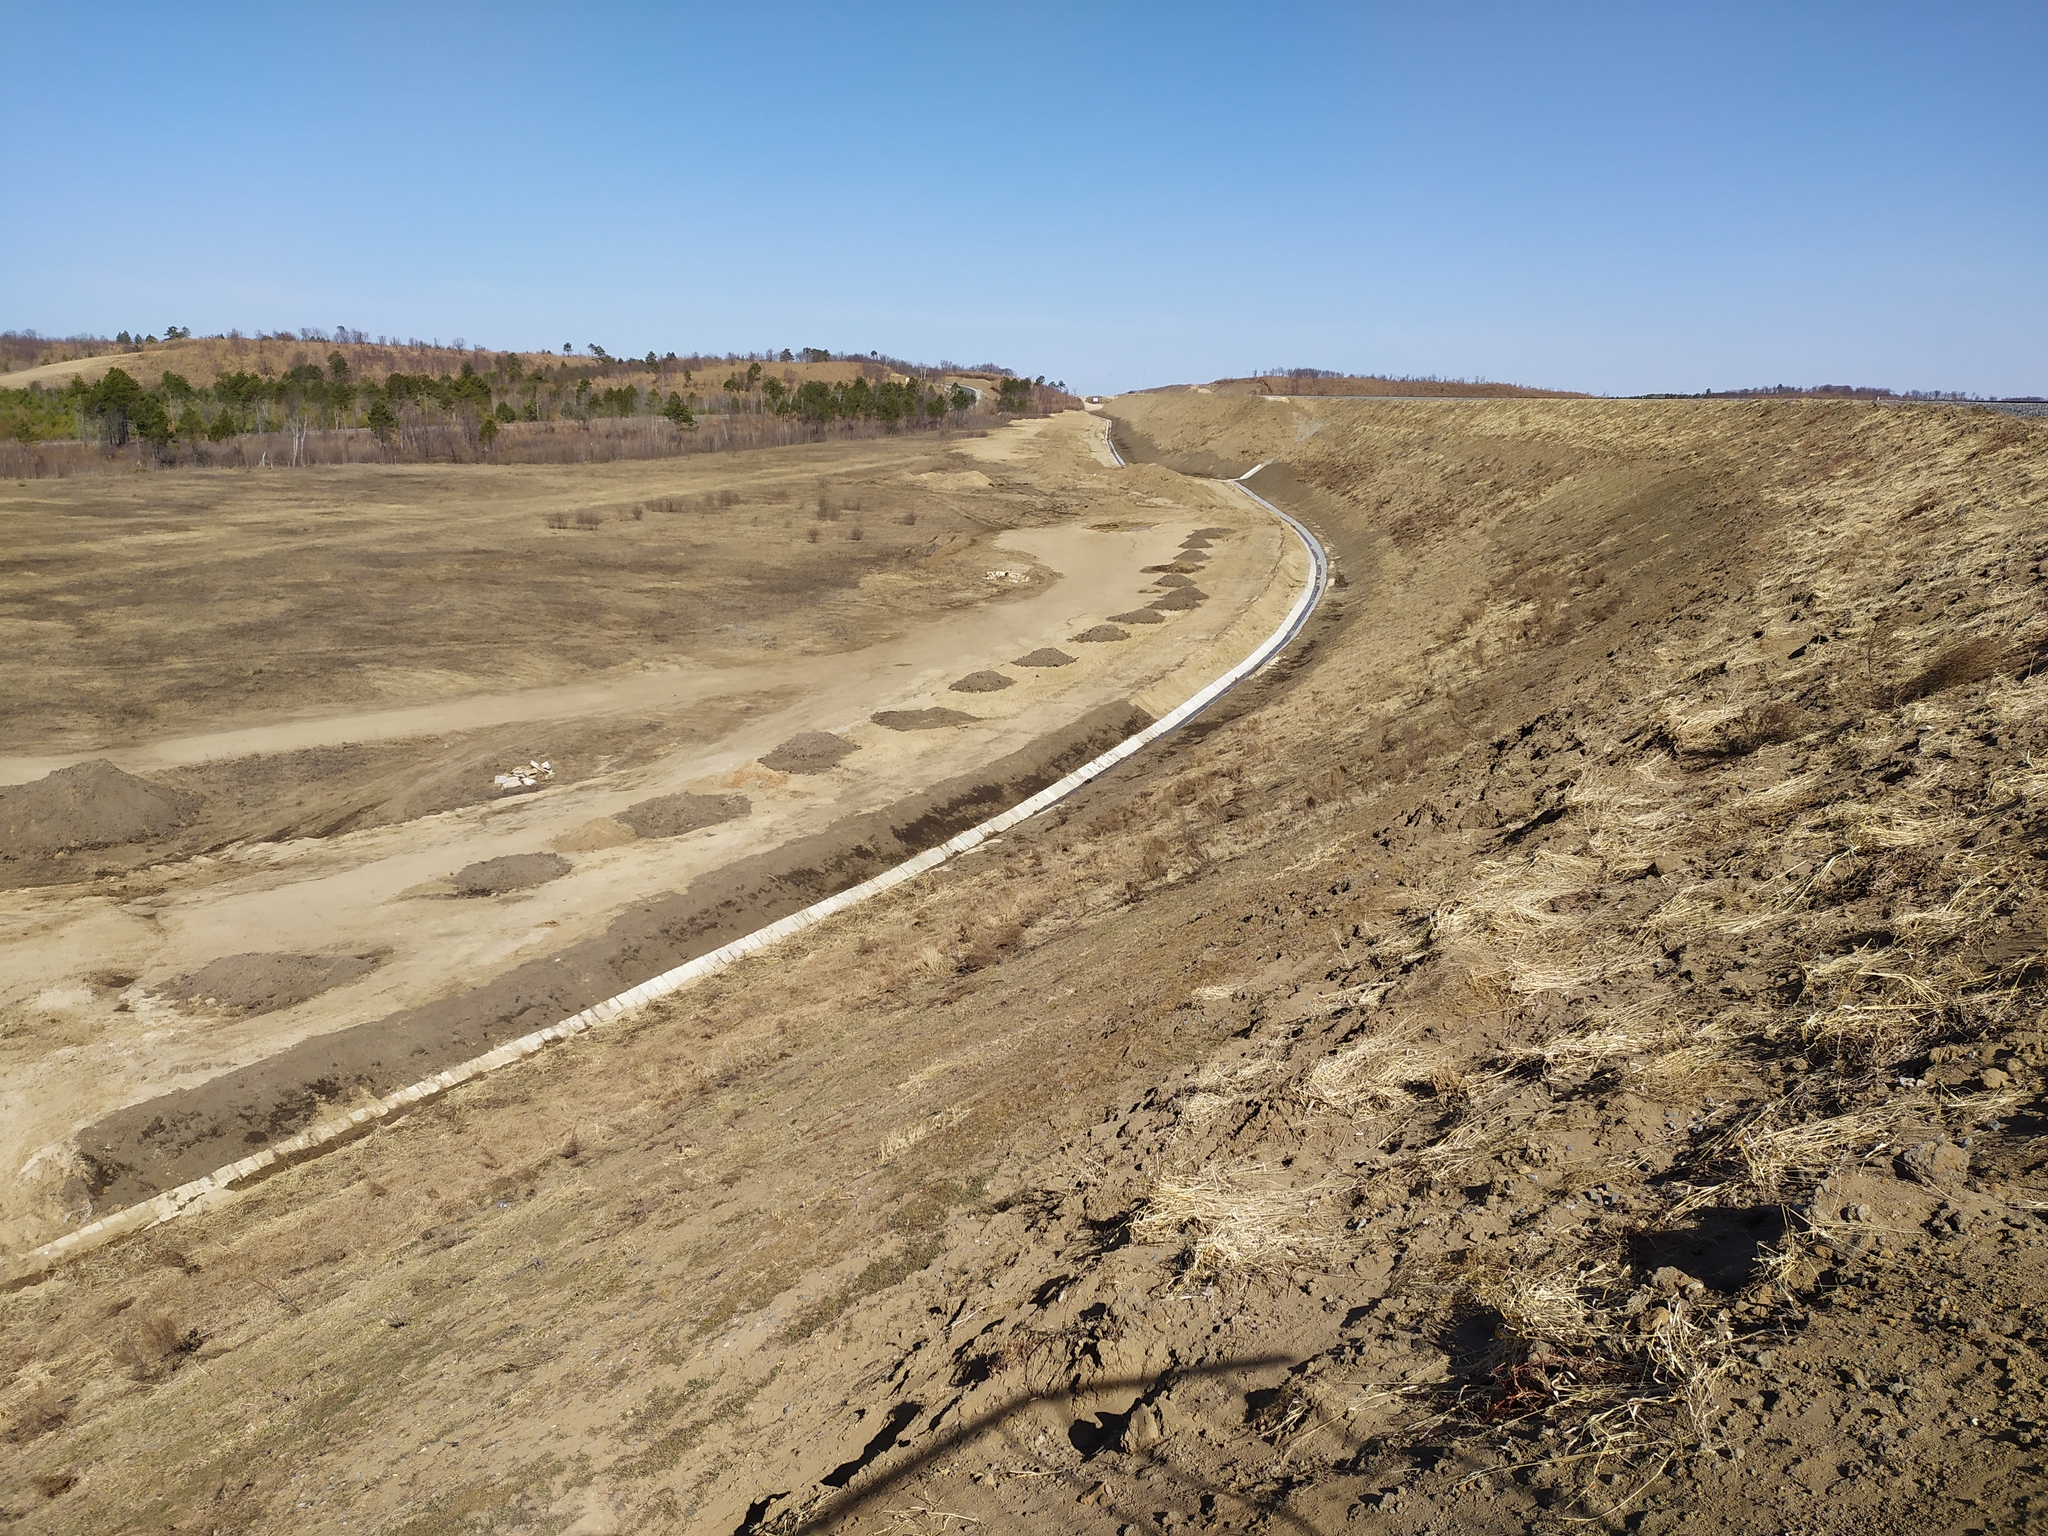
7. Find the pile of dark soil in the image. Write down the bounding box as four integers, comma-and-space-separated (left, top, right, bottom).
760, 732, 860, 774
448, 852, 571, 896
158, 953, 379, 1017
614, 792, 749, 840
1152, 572, 1195, 588
0, 761, 197, 859
1142, 560, 1205, 575
1012, 648, 1075, 668
1106, 608, 1165, 625
948, 671, 1014, 693
1148, 587, 1207, 611
1070, 625, 1129, 643
870, 709, 978, 732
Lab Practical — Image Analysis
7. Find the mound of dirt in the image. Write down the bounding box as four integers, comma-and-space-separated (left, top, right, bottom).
448, 852, 571, 896
0, 760, 198, 859
1070, 624, 1129, 643
1011, 648, 1075, 668
1179, 534, 1214, 549
1190, 525, 1232, 537
870, 709, 978, 731
759, 732, 859, 774
549, 818, 637, 853
159, 953, 379, 1017
1141, 560, 1205, 574
1148, 587, 1207, 611
1152, 572, 1195, 588
1107, 608, 1166, 625
948, 671, 1014, 693
615, 792, 750, 840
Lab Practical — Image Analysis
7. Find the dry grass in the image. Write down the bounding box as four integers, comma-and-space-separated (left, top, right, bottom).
1132, 1162, 1335, 1278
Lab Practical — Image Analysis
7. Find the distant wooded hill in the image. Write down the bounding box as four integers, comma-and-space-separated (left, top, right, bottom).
0, 330, 1077, 474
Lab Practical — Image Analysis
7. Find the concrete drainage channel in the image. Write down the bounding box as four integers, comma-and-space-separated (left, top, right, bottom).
7, 420, 1330, 1285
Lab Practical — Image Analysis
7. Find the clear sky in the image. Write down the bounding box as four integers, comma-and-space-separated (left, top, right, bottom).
4, 2, 2042, 396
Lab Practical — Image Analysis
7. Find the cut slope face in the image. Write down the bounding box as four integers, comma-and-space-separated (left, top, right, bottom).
4, 398, 2045, 1536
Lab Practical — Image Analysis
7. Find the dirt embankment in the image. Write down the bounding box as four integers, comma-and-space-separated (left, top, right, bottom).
5, 397, 2044, 1536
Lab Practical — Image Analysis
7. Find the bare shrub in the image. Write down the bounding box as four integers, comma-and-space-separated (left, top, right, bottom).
117, 1313, 202, 1380
1715, 700, 1805, 757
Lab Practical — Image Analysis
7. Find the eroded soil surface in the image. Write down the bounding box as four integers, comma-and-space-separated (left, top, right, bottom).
3, 397, 2045, 1536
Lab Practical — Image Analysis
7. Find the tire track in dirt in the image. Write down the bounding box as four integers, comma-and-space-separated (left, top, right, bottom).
6, 437, 1329, 1284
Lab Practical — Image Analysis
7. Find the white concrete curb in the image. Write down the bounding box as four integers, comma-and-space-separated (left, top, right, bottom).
8, 441, 1327, 1284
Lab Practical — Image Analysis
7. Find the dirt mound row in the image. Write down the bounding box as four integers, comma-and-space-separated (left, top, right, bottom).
1148, 587, 1207, 612
948, 670, 1013, 693
1011, 648, 1075, 668
871, 709, 978, 732
760, 731, 859, 773
449, 852, 571, 896
73, 700, 1155, 1206
158, 952, 380, 1017
0, 761, 198, 860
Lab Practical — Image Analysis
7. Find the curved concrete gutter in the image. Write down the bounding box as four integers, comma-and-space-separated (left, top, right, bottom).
6, 429, 1329, 1286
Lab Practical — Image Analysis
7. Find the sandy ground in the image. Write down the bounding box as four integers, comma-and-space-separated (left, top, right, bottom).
3, 394, 2043, 1536
0, 412, 1300, 1252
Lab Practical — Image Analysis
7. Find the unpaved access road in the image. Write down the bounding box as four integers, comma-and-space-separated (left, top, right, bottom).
0, 412, 1308, 1251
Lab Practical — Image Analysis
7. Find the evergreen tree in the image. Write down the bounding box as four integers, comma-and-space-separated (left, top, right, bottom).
365, 395, 397, 447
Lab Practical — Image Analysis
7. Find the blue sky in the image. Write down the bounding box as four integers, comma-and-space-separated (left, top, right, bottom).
3, 2, 2042, 396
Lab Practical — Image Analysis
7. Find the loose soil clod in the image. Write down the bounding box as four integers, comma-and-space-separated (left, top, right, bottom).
871, 708, 979, 731
760, 731, 859, 773
614, 792, 750, 840
447, 852, 572, 896
158, 953, 380, 1017
949, 670, 1015, 693
0, 760, 197, 860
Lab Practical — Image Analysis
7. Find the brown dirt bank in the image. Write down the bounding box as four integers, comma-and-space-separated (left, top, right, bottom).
71, 699, 1152, 1209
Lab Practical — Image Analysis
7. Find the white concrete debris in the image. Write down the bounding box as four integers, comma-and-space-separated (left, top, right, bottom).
493, 759, 555, 793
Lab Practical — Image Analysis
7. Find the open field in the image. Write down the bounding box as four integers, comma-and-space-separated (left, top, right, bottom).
2, 394, 2045, 1534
